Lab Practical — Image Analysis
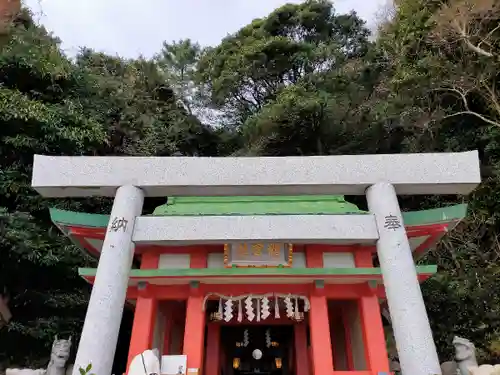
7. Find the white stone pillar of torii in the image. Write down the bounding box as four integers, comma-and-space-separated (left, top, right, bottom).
30, 152, 481, 375
367, 182, 442, 375
72, 185, 144, 375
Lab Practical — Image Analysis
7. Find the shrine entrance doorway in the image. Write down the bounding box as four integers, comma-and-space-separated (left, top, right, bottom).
220, 325, 293, 375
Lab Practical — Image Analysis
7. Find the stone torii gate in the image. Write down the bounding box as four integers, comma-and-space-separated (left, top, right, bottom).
31, 151, 481, 375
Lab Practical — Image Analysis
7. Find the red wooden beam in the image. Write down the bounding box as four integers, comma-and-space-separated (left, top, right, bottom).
305, 244, 374, 253
134, 244, 223, 255
414, 231, 445, 257
201, 284, 311, 295
69, 223, 450, 261
126, 285, 190, 300
123, 283, 375, 301
354, 246, 374, 267
73, 236, 100, 257
69, 226, 105, 239
406, 223, 448, 237
210, 318, 296, 326
324, 284, 368, 299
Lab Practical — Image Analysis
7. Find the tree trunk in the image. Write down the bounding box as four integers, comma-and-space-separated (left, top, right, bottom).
0, 0, 20, 36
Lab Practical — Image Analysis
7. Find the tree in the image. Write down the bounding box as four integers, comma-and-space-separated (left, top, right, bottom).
75, 48, 221, 158
240, 56, 390, 156
156, 39, 201, 114
156, 39, 229, 127
0, 10, 224, 369
0, 0, 20, 37
376, 0, 500, 362
0, 14, 104, 367
196, 0, 371, 125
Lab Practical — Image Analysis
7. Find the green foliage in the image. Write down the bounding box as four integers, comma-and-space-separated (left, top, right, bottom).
376, 0, 500, 362
0, 10, 226, 370
240, 53, 390, 156
0, 207, 93, 367
156, 39, 201, 114
196, 0, 370, 124
79, 363, 95, 375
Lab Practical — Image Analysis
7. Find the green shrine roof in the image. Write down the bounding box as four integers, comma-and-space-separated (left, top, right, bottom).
152, 195, 364, 216
48, 195, 468, 262
49, 195, 468, 228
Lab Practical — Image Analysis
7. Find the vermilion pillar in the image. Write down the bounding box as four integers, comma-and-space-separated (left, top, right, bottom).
183, 289, 205, 372
305, 245, 324, 268
141, 252, 160, 269
190, 250, 208, 268
354, 248, 373, 268
359, 293, 390, 372
127, 252, 159, 370
294, 323, 309, 375
127, 297, 158, 369
309, 288, 334, 375
205, 324, 221, 375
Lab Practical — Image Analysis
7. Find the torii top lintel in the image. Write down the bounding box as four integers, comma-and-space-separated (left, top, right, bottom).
31, 151, 481, 198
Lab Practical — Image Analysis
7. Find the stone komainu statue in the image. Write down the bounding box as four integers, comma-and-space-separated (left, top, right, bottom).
6, 336, 73, 375
441, 336, 500, 375
440, 336, 478, 375
454, 336, 479, 375
46, 336, 72, 375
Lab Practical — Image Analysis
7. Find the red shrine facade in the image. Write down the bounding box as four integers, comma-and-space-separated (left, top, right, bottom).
49, 196, 467, 375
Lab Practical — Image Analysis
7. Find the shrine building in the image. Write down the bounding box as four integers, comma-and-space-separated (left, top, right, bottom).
31, 152, 481, 375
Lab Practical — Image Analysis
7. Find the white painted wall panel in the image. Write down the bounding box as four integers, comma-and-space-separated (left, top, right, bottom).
158, 254, 190, 269
292, 252, 306, 268
207, 253, 224, 268
322, 252, 355, 268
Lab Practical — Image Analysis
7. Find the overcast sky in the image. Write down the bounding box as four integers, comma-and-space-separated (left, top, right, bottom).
24, 0, 387, 58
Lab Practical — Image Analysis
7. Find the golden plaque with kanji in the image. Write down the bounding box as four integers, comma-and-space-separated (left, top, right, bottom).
223, 242, 293, 268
